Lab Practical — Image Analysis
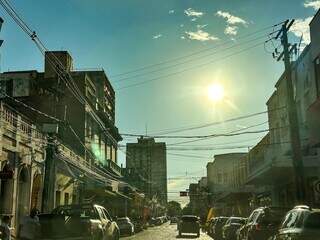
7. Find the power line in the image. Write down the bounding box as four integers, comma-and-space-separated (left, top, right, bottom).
116, 41, 266, 90
121, 129, 270, 139
111, 22, 285, 78
148, 111, 273, 136
114, 34, 271, 83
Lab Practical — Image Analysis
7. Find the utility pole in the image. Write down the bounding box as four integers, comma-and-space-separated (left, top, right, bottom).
42, 132, 57, 212
272, 19, 306, 203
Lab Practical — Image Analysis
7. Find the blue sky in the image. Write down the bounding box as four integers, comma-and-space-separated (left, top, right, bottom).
0, 0, 319, 205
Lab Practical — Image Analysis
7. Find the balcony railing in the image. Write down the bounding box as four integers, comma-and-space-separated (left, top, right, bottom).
106, 159, 122, 176
0, 102, 46, 144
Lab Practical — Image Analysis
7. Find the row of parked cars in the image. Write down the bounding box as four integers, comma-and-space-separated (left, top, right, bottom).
207, 205, 320, 240
149, 216, 169, 226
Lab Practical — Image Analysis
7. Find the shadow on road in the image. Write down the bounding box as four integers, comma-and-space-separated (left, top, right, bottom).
176, 235, 199, 239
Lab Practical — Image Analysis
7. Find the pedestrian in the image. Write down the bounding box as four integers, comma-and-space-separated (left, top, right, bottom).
18, 209, 40, 240
0, 215, 11, 240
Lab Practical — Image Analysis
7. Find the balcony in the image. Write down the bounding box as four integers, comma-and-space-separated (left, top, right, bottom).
105, 159, 122, 176
247, 144, 320, 185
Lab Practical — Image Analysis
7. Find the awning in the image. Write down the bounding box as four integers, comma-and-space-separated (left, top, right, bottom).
115, 191, 132, 201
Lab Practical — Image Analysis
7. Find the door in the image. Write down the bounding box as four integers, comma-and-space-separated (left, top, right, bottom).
103, 208, 115, 238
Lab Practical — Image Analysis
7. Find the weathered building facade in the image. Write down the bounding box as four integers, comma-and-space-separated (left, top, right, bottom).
126, 137, 167, 205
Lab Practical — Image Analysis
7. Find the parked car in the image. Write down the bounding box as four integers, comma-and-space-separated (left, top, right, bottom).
273, 205, 320, 240
222, 217, 247, 240
178, 215, 200, 237
212, 216, 229, 240
155, 217, 163, 225
116, 217, 135, 236
241, 206, 289, 240
38, 204, 120, 240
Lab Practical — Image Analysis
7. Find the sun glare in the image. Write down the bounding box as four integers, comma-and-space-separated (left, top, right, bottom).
207, 83, 224, 102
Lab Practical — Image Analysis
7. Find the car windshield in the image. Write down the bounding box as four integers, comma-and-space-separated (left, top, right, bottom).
260, 209, 288, 224
117, 218, 129, 223
230, 218, 246, 224
304, 213, 320, 228
52, 206, 97, 218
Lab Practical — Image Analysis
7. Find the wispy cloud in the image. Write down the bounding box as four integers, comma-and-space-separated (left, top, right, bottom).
216, 10, 248, 25
290, 17, 313, 45
304, 0, 320, 10
184, 8, 204, 17
197, 24, 208, 29
169, 9, 175, 14
185, 30, 218, 41
216, 10, 248, 36
152, 34, 162, 39
224, 25, 238, 36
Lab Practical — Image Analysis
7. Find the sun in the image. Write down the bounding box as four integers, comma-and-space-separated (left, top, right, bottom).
207, 83, 224, 102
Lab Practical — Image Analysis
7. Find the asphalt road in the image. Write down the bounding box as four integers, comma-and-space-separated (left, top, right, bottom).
121, 223, 212, 240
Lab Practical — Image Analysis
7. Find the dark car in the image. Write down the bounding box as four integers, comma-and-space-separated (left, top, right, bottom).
178, 215, 200, 237
241, 206, 289, 240
222, 217, 247, 240
274, 205, 320, 240
116, 217, 135, 236
212, 217, 229, 240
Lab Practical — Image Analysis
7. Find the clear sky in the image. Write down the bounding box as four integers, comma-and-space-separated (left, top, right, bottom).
0, 0, 319, 206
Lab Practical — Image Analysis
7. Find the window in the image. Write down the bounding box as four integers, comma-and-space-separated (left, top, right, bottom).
248, 211, 258, 223
304, 212, 320, 228
217, 173, 222, 183
96, 207, 107, 220
55, 191, 61, 207
103, 209, 112, 220
64, 192, 69, 205
281, 211, 299, 228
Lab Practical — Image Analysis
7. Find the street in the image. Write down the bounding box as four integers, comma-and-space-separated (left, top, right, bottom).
121, 223, 211, 240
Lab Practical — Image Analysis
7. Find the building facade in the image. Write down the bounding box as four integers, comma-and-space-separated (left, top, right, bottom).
126, 137, 167, 205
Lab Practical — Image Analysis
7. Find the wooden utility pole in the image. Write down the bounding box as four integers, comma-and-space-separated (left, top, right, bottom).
273, 19, 306, 203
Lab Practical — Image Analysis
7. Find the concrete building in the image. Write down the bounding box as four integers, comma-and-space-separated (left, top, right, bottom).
0, 51, 125, 214
126, 137, 167, 204
188, 177, 209, 221
0, 102, 46, 236
0, 51, 122, 170
247, 10, 320, 208
206, 153, 247, 216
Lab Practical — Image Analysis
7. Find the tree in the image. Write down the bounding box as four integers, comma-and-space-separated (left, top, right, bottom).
182, 203, 192, 215
167, 201, 182, 217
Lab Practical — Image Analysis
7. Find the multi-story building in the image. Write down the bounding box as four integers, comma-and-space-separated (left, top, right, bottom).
126, 137, 167, 204
247, 10, 320, 208
206, 153, 247, 216
0, 51, 124, 213
0, 102, 46, 235
188, 177, 209, 220
0, 51, 122, 171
